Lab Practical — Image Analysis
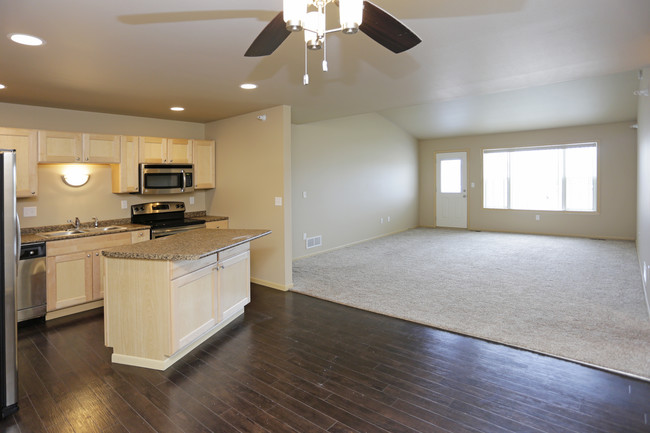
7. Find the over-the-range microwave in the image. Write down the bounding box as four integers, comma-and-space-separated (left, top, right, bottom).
138, 163, 195, 195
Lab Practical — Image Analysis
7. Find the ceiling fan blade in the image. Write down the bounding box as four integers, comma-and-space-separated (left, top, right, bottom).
245, 11, 291, 57
359, 1, 421, 53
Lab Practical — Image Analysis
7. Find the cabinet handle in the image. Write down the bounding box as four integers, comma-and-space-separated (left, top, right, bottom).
87, 254, 91, 258
95, 252, 99, 256
76, 157, 81, 161
31, 191, 35, 195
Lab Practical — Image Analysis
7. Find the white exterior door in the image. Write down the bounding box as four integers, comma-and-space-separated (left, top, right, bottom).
436, 152, 468, 228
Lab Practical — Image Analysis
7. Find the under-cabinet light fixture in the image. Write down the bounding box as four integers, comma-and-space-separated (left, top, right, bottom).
62, 166, 90, 187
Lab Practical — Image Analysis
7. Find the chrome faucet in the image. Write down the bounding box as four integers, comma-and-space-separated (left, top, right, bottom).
92, 216, 99, 228
67, 217, 81, 229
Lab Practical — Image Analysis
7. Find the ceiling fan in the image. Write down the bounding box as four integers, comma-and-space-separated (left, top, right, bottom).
245, 0, 421, 85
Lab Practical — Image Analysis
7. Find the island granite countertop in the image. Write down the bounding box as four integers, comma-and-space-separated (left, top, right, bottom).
102, 228, 271, 261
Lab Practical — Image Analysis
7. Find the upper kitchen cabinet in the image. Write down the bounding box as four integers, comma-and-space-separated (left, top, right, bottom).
111, 136, 140, 193
0, 127, 38, 197
139, 137, 192, 163
38, 130, 83, 162
38, 130, 120, 163
192, 139, 215, 189
82, 133, 121, 163
168, 138, 193, 163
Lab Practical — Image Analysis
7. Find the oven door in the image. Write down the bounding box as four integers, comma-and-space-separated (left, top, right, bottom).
151, 223, 206, 239
140, 164, 194, 195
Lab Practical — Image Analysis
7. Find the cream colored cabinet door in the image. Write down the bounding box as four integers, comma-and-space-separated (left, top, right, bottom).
131, 229, 150, 243
0, 127, 38, 197
46, 252, 93, 311
139, 136, 168, 163
205, 220, 228, 229
168, 138, 192, 164
38, 130, 83, 162
91, 250, 103, 300
217, 250, 250, 321
112, 136, 140, 193
169, 264, 218, 355
192, 139, 215, 189
82, 133, 120, 163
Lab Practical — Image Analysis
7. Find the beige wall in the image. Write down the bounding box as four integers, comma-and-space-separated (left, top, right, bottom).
0, 103, 208, 228
204, 105, 293, 291
636, 66, 650, 314
291, 113, 419, 259
420, 122, 637, 239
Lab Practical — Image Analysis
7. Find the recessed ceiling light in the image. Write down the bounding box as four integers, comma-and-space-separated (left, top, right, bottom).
8, 33, 45, 46
170, 106, 185, 112
0, 84, 5, 90
240, 83, 258, 90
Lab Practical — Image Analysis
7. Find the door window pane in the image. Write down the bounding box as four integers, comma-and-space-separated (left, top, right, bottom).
440, 159, 461, 193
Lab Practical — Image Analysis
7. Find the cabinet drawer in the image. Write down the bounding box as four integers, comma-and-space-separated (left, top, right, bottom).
171, 254, 217, 280
218, 243, 249, 261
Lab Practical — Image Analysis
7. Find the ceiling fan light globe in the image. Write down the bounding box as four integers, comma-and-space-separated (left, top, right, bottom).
284, 0, 307, 31
339, 0, 363, 31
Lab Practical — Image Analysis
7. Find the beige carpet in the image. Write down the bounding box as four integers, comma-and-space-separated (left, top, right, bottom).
292, 228, 650, 380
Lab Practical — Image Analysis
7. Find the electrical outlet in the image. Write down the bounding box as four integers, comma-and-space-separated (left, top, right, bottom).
387, 216, 391, 222
23, 206, 36, 217
275, 197, 282, 206
380, 217, 384, 224
121, 200, 127, 209
535, 215, 540, 221
189, 196, 195, 205
303, 191, 307, 199
303, 232, 307, 240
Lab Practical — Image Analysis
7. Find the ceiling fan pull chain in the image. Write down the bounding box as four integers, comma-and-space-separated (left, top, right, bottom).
322, 4, 328, 72
304, 43, 310, 85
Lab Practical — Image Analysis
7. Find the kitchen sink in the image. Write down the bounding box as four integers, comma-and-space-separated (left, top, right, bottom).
87, 225, 127, 232
39, 226, 127, 238
40, 229, 87, 238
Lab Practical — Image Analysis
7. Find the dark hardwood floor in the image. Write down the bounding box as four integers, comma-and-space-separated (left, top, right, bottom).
2, 284, 649, 433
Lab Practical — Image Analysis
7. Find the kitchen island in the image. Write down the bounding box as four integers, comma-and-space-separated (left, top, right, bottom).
101, 228, 270, 370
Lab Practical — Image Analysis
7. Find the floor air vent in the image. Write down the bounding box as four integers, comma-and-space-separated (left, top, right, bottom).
306, 235, 322, 249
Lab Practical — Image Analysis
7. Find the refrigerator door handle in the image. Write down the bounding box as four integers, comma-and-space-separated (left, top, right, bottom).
15, 215, 20, 272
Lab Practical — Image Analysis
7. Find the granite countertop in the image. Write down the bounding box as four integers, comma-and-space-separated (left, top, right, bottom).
20, 214, 229, 245
20, 220, 150, 244
186, 212, 228, 223
102, 228, 271, 261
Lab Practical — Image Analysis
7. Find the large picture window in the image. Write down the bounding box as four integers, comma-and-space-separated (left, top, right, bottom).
483, 143, 597, 212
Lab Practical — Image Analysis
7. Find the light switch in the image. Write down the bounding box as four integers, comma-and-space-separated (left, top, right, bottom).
23, 206, 36, 217
471, 182, 476, 188
275, 197, 283, 206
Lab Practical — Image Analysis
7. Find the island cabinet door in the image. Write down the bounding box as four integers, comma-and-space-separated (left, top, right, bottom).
217, 250, 250, 322
169, 264, 218, 355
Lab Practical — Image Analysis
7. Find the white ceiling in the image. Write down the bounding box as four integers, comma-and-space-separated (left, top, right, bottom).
0, 0, 648, 139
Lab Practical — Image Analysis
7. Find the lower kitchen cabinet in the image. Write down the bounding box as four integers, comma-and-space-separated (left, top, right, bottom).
217, 248, 250, 321
46, 251, 93, 311
170, 264, 218, 354
104, 241, 252, 370
205, 219, 228, 229
46, 229, 149, 316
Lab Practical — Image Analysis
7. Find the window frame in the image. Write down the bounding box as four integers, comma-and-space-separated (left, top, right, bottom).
482, 142, 598, 213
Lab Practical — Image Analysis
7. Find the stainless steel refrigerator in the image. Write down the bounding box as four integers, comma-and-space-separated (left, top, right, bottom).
0, 150, 18, 418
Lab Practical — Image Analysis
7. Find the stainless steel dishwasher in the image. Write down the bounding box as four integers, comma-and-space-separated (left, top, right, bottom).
17, 242, 46, 322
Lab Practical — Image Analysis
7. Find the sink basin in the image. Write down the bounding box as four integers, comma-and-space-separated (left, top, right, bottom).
40, 229, 87, 238
88, 225, 126, 232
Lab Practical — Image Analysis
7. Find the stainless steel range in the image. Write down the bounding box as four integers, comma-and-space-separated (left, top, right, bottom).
131, 201, 205, 239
